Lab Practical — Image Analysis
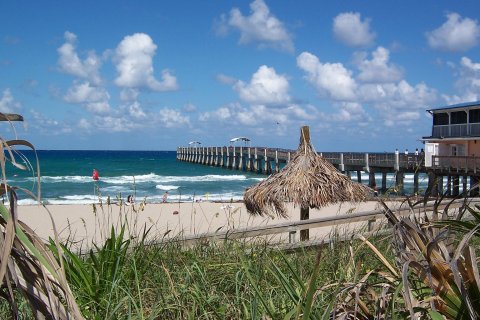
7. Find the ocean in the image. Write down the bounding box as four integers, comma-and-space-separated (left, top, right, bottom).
3, 150, 447, 205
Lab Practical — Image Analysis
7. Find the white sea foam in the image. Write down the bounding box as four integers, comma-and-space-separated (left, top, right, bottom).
30, 173, 250, 185
35, 176, 92, 183
155, 185, 180, 191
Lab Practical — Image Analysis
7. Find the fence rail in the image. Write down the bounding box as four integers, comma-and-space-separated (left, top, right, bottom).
162, 199, 474, 248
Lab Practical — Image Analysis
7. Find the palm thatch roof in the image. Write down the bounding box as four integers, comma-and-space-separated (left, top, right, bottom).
0, 113, 23, 122
244, 126, 370, 218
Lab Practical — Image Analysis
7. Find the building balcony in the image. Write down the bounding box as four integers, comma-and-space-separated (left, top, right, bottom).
431, 123, 480, 138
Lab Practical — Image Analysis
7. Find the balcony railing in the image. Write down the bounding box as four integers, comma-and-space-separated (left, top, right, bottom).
432, 155, 480, 173
432, 123, 480, 138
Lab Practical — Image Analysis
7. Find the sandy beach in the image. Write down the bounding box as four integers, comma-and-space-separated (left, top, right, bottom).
17, 199, 402, 247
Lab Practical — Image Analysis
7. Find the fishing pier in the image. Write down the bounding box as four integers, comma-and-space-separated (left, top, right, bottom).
176, 146, 480, 197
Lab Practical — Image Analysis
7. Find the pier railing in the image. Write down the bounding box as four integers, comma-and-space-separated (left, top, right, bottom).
432, 155, 480, 173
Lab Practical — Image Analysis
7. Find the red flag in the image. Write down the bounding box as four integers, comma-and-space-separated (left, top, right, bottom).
92, 169, 99, 181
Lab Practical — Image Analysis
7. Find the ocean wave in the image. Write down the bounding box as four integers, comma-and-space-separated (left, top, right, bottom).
35, 175, 93, 183
33, 173, 250, 185
155, 185, 180, 191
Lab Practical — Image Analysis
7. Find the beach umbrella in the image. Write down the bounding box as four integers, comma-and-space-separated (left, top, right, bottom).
244, 126, 370, 240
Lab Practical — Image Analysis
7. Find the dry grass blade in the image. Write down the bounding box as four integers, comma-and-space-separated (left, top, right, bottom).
0, 118, 84, 319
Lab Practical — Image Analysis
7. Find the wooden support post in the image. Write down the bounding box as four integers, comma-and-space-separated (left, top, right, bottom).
247, 148, 251, 171
300, 207, 309, 241
220, 148, 224, 167
368, 172, 376, 188
226, 148, 231, 169
382, 172, 387, 192
394, 151, 400, 171
239, 146, 243, 171
357, 171, 362, 183
287, 152, 291, 163
470, 176, 479, 197
395, 171, 404, 195
463, 175, 468, 196
264, 149, 268, 174
275, 150, 279, 173
437, 175, 444, 195
453, 176, 460, 197
254, 148, 258, 172
364, 153, 369, 173
346, 171, 351, 179
427, 171, 438, 197
446, 176, 452, 196
232, 146, 236, 169
413, 172, 419, 195
339, 153, 345, 172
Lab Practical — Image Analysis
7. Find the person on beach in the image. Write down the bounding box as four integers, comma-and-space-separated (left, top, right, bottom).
162, 191, 168, 203
127, 194, 134, 205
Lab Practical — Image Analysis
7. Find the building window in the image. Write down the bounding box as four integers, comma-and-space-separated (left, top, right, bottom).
433, 112, 448, 125
451, 111, 467, 124
469, 109, 480, 123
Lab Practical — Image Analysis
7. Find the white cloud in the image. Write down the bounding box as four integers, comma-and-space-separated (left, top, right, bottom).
57, 31, 102, 85
114, 33, 178, 91
333, 12, 376, 47
216, 73, 237, 85
233, 65, 290, 105
183, 103, 197, 113
220, 0, 294, 52
331, 102, 372, 124
127, 101, 147, 119
297, 50, 437, 128
157, 108, 190, 128
443, 56, 480, 104
356, 47, 403, 83
426, 13, 480, 52
29, 110, 72, 134
297, 52, 357, 101
199, 102, 317, 130
64, 81, 111, 114
358, 81, 437, 126
0, 88, 21, 113
119, 88, 140, 102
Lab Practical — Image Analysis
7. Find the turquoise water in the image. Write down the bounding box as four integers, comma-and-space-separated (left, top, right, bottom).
7, 150, 264, 205
3, 150, 456, 205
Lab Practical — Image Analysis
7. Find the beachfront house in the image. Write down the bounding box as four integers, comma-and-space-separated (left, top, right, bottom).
423, 101, 480, 172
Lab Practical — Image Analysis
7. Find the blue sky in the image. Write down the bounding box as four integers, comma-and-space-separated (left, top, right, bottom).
1, 1, 480, 151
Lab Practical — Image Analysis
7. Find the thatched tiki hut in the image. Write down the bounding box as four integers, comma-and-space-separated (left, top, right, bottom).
244, 126, 369, 241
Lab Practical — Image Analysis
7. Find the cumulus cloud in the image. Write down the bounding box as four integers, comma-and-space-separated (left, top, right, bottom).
331, 102, 372, 124
64, 81, 111, 114
233, 65, 290, 105
0, 88, 21, 113
426, 13, 480, 52
333, 12, 376, 47
119, 88, 140, 102
199, 102, 317, 130
443, 56, 480, 104
57, 31, 102, 85
29, 110, 73, 134
157, 108, 190, 128
114, 33, 178, 91
297, 52, 357, 101
297, 50, 437, 127
355, 47, 403, 83
218, 0, 294, 52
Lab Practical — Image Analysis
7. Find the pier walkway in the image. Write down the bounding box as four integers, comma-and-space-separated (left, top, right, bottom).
176, 146, 480, 197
